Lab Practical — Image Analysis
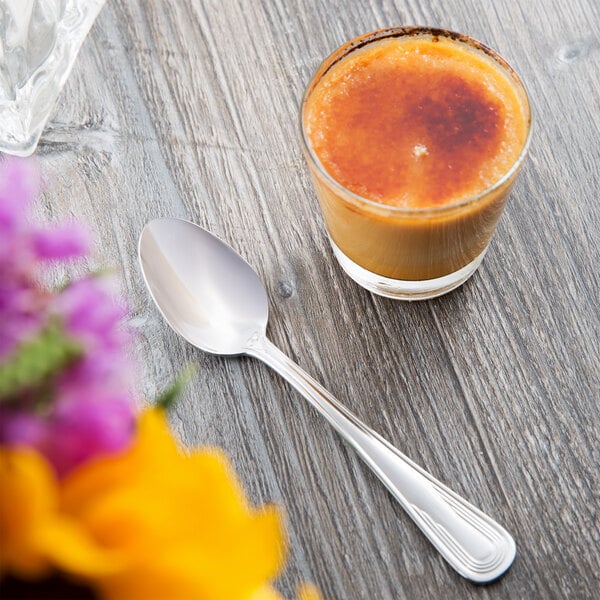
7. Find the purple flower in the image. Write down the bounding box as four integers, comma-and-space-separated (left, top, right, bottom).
0, 157, 137, 476
0, 157, 90, 357
0, 412, 46, 448
0, 158, 39, 233
0, 395, 135, 477
0, 280, 47, 358
33, 222, 90, 261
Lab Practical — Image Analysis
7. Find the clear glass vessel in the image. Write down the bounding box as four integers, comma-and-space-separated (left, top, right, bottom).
300, 27, 532, 300
0, 0, 106, 156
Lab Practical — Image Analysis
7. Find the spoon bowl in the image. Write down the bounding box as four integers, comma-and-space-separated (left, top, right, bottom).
139, 217, 516, 583
139, 218, 268, 355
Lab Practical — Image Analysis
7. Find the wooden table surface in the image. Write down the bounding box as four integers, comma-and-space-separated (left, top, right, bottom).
36, 0, 598, 597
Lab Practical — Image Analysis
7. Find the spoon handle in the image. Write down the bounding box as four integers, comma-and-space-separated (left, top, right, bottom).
246, 335, 515, 583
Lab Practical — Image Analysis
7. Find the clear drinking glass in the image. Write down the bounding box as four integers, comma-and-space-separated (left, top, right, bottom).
0, 0, 106, 156
300, 27, 532, 300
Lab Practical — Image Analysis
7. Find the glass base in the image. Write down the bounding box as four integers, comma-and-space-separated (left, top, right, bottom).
329, 240, 488, 300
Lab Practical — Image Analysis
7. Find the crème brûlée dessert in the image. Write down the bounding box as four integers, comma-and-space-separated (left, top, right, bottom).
302, 30, 531, 282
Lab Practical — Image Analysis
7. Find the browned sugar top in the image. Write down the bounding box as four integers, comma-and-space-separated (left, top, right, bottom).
304, 36, 529, 209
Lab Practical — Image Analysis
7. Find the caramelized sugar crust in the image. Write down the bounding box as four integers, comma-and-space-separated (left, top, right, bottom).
305, 36, 528, 209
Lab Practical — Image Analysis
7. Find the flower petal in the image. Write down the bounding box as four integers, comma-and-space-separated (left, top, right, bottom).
33, 223, 90, 260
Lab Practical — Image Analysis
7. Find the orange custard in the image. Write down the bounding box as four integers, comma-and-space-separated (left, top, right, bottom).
305, 35, 528, 208
301, 29, 531, 283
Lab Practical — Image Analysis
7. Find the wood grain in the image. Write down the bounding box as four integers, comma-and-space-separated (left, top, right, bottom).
31, 0, 599, 597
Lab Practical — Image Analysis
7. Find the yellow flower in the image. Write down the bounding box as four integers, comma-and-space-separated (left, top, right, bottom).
0, 409, 320, 600
0, 448, 119, 579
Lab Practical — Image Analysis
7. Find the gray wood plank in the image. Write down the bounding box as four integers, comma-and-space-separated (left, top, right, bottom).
31, 0, 599, 597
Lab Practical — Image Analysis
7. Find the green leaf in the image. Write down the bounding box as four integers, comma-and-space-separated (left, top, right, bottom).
155, 365, 196, 411
0, 321, 82, 402
55, 268, 115, 292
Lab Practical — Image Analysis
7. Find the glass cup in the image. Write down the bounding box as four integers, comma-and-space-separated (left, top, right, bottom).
0, 0, 106, 156
300, 27, 532, 300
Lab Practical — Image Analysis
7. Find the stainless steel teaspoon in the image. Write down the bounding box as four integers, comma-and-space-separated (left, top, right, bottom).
138, 217, 516, 583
